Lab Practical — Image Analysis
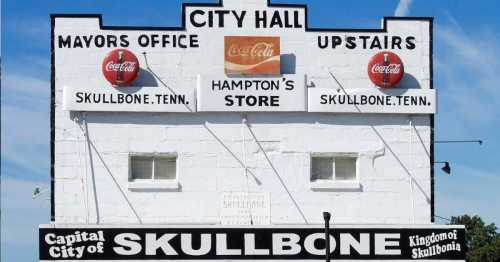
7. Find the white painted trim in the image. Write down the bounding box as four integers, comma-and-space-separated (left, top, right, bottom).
310, 180, 361, 190
128, 180, 180, 191
39, 224, 466, 229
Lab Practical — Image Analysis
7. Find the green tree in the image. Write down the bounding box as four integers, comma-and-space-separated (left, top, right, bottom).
450, 215, 500, 262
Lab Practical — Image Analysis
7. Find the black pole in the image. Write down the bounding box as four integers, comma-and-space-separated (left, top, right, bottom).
435, 140, 483, 145
323, 212, 331, 262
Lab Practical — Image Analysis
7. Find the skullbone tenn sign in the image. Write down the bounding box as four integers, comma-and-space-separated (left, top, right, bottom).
48, 0, 458, 261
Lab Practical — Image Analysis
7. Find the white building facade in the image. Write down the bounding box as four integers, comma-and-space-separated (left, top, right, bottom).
41, 0, 466, 261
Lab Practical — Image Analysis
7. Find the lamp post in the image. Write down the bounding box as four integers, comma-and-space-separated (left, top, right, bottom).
323, 212, 332, 262
434, 162, 451, 175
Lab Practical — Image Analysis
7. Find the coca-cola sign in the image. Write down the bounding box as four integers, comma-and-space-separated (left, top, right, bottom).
225, 36, 281, 75
102, 49, 140, 87
367, 51, 404, 88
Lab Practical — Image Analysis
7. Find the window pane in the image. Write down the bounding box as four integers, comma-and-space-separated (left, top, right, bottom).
154, 157, 176, 180
131, 156, 153, 180
311, 157, 333, 181
335, 157, 356, 181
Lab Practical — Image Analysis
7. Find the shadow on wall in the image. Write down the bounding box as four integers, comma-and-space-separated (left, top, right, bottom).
133, 68, 159, 87
281, 53, 296, 74
114, 68, 159, 94
399, 73, 421, 89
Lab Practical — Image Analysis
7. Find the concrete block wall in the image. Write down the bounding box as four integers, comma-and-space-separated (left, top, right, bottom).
53, 0, 433, 225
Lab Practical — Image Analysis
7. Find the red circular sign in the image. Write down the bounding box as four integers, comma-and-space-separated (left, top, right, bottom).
367, 51, 404, 88
102, 49, 140, 87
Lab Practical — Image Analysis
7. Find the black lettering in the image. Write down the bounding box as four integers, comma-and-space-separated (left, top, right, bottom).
94, 35, 105, 48
255, 11, 266, 28
318, 36, 328, 49
58, 35, 72, 48
392, 36, 402, 49
247, 95, 257, 106
208, 10, 213, 27
76, 92, 83, 103
214, 10, 230, 27
84, 93, 91, 103
270, 96, 279, 106
73, 36, 83, 48
320, 95, 327, 105
190, 10, 206, 27
120, 35, 129, 47
233, 10, 246, 28
178, 35, 187, 48
419, 96, 427, 106
270, 11, 283, 28
82, 35, 93, 48
107, 35, 117, 48
190, 35, 199, 48
294, 11, 303, 28
284, 11, 292, 28
232, 80, 243, 90
285, 80, 294, 90
360, 36, 370, 49
212, 80, 221, 90
370, 36, 382, 49
138, 35, 149, 47
346, 36, 357, 49
406, 36, 416, 50
332, 36, 342, 48
225, 95, 234, 106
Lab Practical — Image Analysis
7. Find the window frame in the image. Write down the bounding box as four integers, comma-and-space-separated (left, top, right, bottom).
128, 153, 180, 191
309, 152, 361, 190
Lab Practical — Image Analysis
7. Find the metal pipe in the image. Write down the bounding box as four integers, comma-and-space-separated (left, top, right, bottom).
435, 140, 483, 145
323, 212, 331, 262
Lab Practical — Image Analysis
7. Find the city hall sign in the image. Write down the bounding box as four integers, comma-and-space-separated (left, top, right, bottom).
56, 0, 436, 114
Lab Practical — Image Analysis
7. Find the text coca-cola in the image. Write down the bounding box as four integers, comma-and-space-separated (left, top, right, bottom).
104, 61, 137, 73
227, 43, 275, 58
371, 64, 402, 74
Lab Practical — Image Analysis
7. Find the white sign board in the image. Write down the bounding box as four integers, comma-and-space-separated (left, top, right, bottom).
220, 192, 271, 225
197, 74, 306, 112
308, 88, 436, 114
63, 85, 196, 112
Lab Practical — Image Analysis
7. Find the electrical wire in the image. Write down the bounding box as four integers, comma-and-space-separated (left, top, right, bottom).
409, 117, 415, 224
242, 116, 254, 225
243, 117, 309, 224
75, 113, 90, 223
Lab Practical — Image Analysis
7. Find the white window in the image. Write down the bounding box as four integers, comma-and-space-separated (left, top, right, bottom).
128, 154, 179, 190
310, 154, 360, 190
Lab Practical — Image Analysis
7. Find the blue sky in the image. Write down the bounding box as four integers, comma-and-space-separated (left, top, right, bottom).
2, 0, 500, 260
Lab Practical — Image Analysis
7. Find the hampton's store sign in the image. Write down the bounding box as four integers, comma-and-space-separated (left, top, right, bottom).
197, 74, 306, 112
39, 225, 465, 261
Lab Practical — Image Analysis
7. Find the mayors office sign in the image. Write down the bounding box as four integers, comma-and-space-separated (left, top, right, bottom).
55, 0, 435, 114
40, 225, 465, 261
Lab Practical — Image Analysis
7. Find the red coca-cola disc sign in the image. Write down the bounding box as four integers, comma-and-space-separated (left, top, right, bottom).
102, 49, 140, 87
368, 51, 404, 88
